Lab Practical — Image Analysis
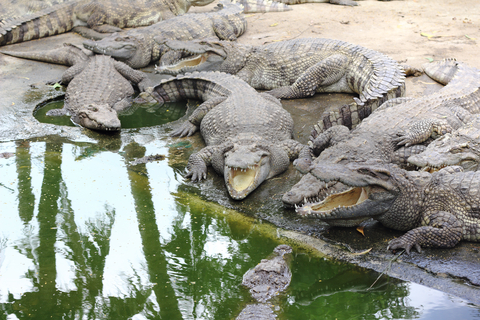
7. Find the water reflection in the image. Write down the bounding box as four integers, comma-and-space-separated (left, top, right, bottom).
0, 139, 479, 320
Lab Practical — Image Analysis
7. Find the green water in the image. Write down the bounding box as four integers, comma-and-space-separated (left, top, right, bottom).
33, 99, 188, 128
0, 139, 479, 320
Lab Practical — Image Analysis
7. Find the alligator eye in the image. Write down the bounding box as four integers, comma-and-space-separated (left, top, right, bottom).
92, 107, 98, 112
450, 145, 468, 153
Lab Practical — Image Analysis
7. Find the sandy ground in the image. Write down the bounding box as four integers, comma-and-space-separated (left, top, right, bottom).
195, 0, 480, 96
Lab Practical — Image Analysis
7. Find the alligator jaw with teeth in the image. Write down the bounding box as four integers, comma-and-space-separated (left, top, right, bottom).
296, 186, 374, 227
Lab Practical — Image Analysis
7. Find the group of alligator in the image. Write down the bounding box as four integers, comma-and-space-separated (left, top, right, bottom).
1, 0, 480, 294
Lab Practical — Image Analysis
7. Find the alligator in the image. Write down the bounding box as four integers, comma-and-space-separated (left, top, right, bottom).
137, 71, 309, 199
408, 116, 480, 172
82, 2, 247, 69
236, 244, 293, 319
296, 161, 480, 253
283, 59, 480, 208
1, 43, 151, 131
272, 0, 398, 7
156, 37, 407, 131
0, 0, 215, 46
0, 0, 67, 19
130, 154, 166, 165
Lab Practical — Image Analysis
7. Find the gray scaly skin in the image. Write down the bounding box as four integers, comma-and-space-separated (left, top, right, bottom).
138, 71, 309, 200
0, 0, 215, 46
283, 59, 480, 208
1, 43, 151, 131
273, 0, 398, 7
296, 161, 480, 253
156, 38, 406, 131
408, 116, 480, 172
232, 0, 291, 13
83, 2, 247, 69
236, 245, 292, 320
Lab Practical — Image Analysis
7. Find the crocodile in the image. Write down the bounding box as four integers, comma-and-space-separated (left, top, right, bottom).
236, 244, 293, 319
296, 161, 480, 253
82, 2, 247, 69
0, 0, 67, 19
408, 116, 480, 172
137, 71, 309, 199
1, 43, 151, 131
272, 0, 398, 7
282, 59, 480, 208
0, 0, 215, 46
155, 37, 407, 131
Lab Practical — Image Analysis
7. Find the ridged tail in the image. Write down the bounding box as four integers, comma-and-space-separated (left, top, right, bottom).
0, 43, 88, 66
423, 58, 458, 85
0, 1, 77, 46
151, 71, 232, 104
311, 46, 406, 135
232, 0, 292, 13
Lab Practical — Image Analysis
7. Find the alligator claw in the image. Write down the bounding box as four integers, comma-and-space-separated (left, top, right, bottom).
392, 134, 414, 147
387, 237, 422, 254
170, 121, 198, 137
185, 168, 207, 181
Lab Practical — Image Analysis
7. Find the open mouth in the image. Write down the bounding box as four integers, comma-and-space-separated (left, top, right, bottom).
227, 165, 258, 193
161, 54, 207, 71
297, 186, 370, 217
419, 165, 446, 173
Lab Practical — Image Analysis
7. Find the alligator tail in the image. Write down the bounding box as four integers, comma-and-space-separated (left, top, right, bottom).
0, 2, 77, 46
150, 71, 231, 103
423, 58, 458, 85
232, 0, 292, 13
0, 43, 88, 66
311, 46, 407, 135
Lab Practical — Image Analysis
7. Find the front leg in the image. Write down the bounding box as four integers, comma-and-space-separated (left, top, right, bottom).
186, 146, 218, 181
310, 125, 350, 156
61, 62, 87, 84
113, 61, 151, 91
170, 96, 227, 137
393, 119, 453, 147
387, 211, 463, 254
266, 54, 350, 99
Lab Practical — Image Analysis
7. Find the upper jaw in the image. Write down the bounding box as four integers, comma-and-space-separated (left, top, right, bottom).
410, 151, 479, 172
224, 157, 270, 200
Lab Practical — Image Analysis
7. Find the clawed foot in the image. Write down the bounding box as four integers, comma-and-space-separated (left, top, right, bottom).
387, 236, 422, 254
170, 121, 198, 137
185, 165, 207, 181
392, 132, 415, 147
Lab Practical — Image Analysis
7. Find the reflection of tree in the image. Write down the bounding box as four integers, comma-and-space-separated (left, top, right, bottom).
9, 142, 65, 319
123, 142, 183, 319
6, 141, 117, 319
15, 140, 35, 223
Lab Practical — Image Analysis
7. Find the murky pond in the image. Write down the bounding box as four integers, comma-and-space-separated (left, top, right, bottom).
1, 123, 479, 319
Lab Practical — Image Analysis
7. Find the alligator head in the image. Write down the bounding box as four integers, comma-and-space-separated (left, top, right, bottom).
408, 128, 480, 173
156, 39, 251, 76
294, 161, 430, 229
83, 32, 151, 68
155, 39, 228, 75
71, 104, 121, 131
213, 142, 290, 200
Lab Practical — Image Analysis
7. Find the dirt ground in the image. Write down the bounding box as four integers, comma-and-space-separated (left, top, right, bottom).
195, 0, 480, 97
